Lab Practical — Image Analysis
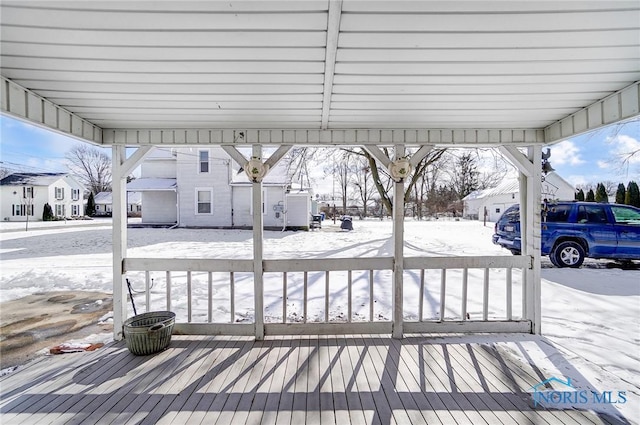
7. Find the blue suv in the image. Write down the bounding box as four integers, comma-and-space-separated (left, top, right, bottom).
493, 201, 640, 267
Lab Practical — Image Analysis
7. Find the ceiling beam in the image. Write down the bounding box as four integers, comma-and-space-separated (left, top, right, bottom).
1, 76, 102, 145
104, 128, 546, 147
320, 0, 342, 129
545, 81, 639, 143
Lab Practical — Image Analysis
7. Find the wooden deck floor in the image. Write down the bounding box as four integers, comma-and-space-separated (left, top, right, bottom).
0, 335, 629, 425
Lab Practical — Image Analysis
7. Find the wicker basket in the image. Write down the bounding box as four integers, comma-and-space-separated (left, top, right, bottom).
123, 311, 175, 355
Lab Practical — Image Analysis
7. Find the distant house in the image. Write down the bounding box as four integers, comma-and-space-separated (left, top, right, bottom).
463, 172, 575, 222
130, 147, 312, 229
93, 191, 142, 217
0, 172, 85, 221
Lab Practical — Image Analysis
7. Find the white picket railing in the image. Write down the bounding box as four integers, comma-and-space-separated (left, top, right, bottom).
123, 255, 532, 336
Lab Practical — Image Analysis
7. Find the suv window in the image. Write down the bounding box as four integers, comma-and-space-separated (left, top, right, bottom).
577, 205, 609, 224
544, 204, 572, 222
610, 205, 640, 224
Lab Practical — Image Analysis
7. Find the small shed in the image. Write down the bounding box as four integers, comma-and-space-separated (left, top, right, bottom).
285, 190, 312, 230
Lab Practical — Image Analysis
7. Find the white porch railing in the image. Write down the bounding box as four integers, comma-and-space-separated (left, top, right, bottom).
123, 255, 532, 337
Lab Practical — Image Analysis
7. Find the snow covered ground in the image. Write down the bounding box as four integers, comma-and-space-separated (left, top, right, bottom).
1, 218, 638, 421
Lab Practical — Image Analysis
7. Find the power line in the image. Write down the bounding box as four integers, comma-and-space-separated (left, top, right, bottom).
0, 160, 69, 174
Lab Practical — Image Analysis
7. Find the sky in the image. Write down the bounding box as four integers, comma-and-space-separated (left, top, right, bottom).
1, 114, 639, 191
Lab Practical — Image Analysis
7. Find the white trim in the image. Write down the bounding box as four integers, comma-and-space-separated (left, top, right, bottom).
195, 187, 214, 215
198, 149, 210, 173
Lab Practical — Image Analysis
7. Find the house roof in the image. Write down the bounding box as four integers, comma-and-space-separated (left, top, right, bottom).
463, 172, 574, 201
94, 191, 142, 205
0, 172, 67, 186
127, 178, 177, 191
1, 1, 638, 147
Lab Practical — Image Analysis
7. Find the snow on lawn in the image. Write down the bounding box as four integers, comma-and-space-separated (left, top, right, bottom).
1, 218, 638, 421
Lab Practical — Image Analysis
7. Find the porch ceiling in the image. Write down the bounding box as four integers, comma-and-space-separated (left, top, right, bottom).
1, 1, 639, 146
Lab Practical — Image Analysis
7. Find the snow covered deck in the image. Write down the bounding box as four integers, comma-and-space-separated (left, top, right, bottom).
0, 334, 626, 425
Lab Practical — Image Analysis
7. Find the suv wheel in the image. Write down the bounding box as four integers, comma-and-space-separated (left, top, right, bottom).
553, 241, 585, 268
549, 253, 560, 267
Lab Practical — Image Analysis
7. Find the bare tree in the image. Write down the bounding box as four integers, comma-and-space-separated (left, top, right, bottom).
18, 186, 35, 231
326, 150, 356, 215
448, 151, 480, 199
351, 156, 377, 217
341, 147, 447, 215
65, 145, 112, 194
601, 180, 619, 196
0, 165, 12, 180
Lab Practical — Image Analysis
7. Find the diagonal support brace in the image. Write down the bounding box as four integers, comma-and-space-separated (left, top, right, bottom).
499, 146, 535, 177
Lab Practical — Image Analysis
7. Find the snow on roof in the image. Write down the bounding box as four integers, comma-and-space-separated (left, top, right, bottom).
0, 172, 67, 186
127, 178, 177, 191
94, 191, 142, 205
462, 188, 491, 201
462, 172, 575, 201
483, 178, 520, 198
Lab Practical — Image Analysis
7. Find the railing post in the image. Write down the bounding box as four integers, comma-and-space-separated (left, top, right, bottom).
392, 145, 405, 338
252, 145, 265, 340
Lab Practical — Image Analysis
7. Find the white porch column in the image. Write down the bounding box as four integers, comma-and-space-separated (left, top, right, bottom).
526, 146, 543, 334
112, 145, 128, 340
518, 146, 542, 334
518, 172, 530, 322
392, 145, 405, 338
252, 145, 265, 340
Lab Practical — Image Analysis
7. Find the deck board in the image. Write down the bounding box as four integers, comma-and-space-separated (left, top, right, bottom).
0, 334, 629, 425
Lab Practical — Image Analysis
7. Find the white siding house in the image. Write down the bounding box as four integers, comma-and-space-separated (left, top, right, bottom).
463, 172, 576, 222
175, 147, 233, 227
0, 173, 85, 221
135, 147, 311, 229
127, 148, 178, 224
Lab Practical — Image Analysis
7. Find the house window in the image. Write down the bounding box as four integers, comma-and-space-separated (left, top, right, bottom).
71, 188, 80, 201
199, 150, 210, 173
55, 187, 64, 200
55, 204, 65, 217
196, 189, 213, 214
23, 187, 34, 198
495, 208, 501, 214
12, 204, 33, 216
72, 205, 80, 216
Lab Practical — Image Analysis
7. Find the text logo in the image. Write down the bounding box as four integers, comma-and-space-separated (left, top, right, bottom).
530, 377, 627, 408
